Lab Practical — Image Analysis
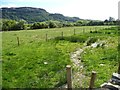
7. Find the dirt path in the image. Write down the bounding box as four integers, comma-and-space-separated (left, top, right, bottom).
59, 47, 89, 88
70, 48, 88, 88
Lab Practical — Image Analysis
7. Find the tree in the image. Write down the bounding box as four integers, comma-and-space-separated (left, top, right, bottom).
48, 20, 63, 28
2, 19, 26, 31
109, 17, 115, 22
75, 20, 83, 26
2, 19, 16, 31
15, 20, 26, 30
31, 22, 48, 29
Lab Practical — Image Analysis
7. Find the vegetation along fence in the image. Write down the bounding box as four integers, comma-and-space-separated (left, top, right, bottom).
15, 26, 113, 46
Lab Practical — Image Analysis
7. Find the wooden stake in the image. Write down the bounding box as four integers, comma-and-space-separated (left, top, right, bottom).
46, 33, 47, 41
83, 28, 85, 33
66, 65, 72, 90
17, 37, 19, 46
89, 71, 96, 89
61, 32, 63, 39
74, 29, 75, 35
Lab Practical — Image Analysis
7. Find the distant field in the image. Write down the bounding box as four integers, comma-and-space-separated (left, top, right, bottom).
2, 26, 110, 43
2, 26, 118, 88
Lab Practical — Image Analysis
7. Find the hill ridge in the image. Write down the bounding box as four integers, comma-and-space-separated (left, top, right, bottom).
1, 7, 80, 23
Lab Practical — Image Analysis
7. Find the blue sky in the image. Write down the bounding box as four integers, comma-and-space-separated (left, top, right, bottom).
1, 0, 119, 20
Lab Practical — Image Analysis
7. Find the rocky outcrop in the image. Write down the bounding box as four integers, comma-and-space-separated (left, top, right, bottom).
101, 73, 120, 90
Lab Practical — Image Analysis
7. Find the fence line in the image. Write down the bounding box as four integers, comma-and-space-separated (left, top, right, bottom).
44, 27, 111, 41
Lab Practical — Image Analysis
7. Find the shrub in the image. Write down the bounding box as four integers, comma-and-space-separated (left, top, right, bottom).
48, 21, 63, 28
54, 35, 88, 43
31, 22, 48, 29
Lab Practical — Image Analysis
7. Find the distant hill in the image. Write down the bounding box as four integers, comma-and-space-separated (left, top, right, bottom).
1, 7, 80, 23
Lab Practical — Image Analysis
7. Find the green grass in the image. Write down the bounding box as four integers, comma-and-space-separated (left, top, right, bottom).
2, 26, 118, 88
2, 39, 84, 88
80, 27, 118, 87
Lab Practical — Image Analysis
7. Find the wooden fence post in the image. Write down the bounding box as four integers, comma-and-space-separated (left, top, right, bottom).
74, 29, 75, 35
46, 33, 47, 41
89, 71, 96, 89
66, 65, 72, 90
17, 37, 19, 46
83, 28, 85, 34
61, 32, 63, 39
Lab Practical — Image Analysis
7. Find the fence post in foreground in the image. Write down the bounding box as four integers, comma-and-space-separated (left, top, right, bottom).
89, 71, 97, 89
17, 37, 20, 46
66, 65, 72, 90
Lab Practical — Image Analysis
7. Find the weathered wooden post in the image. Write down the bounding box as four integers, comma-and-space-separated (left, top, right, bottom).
74, 29, 75, 35
17, 37, 20, 46
83, 28, 85, 34
46, 33, 47, 41
66, 65, 72, 90
89, 71, 97, 89
61, 32, 63, 39
95, 27, 97, 32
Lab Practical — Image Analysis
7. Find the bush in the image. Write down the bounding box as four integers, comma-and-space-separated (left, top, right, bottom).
31, 22, 48, 29
48, 20, 63, 28
54, 35, 88, 43
105, 32, 111, 34
2, 19, 26, 31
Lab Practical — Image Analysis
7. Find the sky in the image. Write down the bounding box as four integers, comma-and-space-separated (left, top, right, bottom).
1, 0, 120, 20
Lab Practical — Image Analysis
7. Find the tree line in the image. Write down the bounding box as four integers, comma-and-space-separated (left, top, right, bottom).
2, 19, 26, 31
1, 17, 119, 31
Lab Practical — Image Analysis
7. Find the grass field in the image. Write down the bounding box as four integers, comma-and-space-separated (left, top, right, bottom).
2, 26, 118, 88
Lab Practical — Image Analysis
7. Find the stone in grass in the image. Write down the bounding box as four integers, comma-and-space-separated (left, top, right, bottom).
111, 73, 120, 85
101, 73, 120, 90
91, 42, 98, 48
112, 73, 120, 80
44, 62, 48, 65
91, 41, 106, 48
101, 82, 120, 90
99, 64, 105, 66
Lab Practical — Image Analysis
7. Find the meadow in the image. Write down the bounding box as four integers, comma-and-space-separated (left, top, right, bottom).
2, 26, 118, 88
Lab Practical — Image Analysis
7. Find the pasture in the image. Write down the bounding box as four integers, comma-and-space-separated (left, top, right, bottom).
2, 26, 118, 88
